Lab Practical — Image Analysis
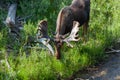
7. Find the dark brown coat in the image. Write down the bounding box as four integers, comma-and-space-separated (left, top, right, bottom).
55, 0, 90, 59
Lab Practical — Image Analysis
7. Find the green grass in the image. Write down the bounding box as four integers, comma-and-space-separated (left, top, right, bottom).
0, 0, 120, 80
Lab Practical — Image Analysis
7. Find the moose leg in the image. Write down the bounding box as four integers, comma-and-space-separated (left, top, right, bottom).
83, 21, 89, 41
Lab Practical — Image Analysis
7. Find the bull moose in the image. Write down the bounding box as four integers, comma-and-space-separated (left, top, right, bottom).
54, 0, 90, 59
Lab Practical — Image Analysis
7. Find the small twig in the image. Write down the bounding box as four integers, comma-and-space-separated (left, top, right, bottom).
5, 58, 11, 69
106, 48, 120, 53
16, 14, 32, 21
5, 53, 11, 69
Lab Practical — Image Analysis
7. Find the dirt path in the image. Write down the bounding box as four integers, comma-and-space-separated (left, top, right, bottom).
74, 53, 120, 80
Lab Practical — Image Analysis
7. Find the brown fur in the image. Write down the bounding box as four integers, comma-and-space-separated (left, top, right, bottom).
55, 0, 90, 59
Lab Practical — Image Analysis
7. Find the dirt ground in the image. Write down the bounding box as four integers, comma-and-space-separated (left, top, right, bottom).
74, 52, 120, 80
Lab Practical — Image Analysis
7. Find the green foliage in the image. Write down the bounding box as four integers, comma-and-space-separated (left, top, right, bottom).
0, 0, 120, 80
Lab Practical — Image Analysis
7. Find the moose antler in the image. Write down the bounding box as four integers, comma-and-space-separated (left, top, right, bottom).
63, 21, 80, 47
35, 20, 80, 58
36, 20, 54, 55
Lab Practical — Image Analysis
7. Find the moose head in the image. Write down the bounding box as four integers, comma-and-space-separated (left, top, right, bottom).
36, 20, 80, 59
54, 21, 80, 59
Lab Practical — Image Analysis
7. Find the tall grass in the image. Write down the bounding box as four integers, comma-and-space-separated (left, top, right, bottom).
0, 0, 120, 80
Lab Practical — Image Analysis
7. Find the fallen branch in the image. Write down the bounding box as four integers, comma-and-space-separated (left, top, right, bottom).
106, 48, 120, 53
5, 4, 17, 27
4, 3, 24, 37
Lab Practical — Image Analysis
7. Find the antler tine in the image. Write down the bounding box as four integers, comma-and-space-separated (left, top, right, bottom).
63, 21, 80, 47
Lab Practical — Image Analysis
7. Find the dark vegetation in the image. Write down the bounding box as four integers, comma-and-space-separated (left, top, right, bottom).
0, 0, 120, 80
